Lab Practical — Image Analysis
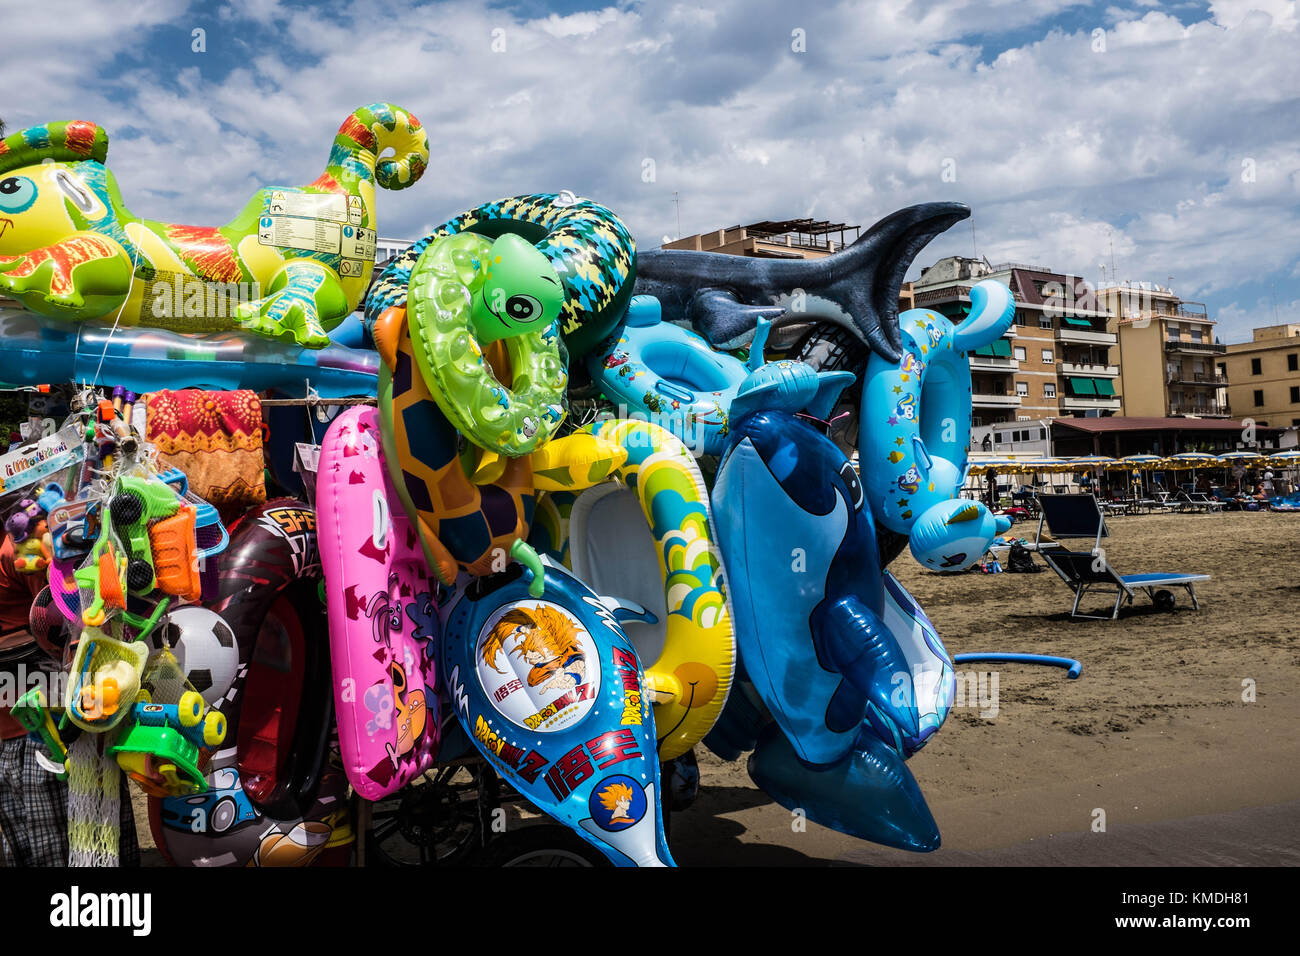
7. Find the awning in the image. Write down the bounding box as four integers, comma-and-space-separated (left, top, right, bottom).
1062, 316, 1092, 328
972, 338, 1013, 357
1094, 378, 1116, 396
1068, 377, 1097, 395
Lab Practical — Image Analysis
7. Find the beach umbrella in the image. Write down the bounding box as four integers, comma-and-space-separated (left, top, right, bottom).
1115, 454, 1165, 496
1166, 452, 1218, 469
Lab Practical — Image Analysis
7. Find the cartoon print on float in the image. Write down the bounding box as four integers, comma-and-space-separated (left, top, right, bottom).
589, 776, 647, 833
477, 602, 600, 734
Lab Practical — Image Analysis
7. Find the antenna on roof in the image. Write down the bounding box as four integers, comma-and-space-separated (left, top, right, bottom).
970, 214, 978, 258
673, 191, 681, 240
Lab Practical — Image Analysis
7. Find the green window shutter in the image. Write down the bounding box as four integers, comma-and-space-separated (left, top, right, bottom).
1094, 378, 1116, 396
1069, 377, 1097, 395
992, 338, 1013, 357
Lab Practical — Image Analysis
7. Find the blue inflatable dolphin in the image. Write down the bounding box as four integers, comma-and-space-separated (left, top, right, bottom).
710, 409, 941, 851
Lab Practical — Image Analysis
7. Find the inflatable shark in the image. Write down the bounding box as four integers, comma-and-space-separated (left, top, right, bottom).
634, 202, 970, 361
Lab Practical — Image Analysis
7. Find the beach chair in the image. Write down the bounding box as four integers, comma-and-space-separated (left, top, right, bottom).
1034, 494, 1210, 619
1187, 491, 1224, 513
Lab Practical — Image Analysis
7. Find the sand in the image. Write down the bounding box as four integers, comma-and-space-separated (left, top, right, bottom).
127, 510, 1299, 866
672, 510, 1300, 865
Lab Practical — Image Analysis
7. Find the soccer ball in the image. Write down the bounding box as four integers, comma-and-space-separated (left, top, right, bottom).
161, 606, 240, 705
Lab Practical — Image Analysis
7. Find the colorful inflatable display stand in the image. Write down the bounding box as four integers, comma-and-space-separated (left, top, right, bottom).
0, 105, 427, 348
441, 560, 674, 867
317, 406, 441, 801
860, 279, 1016, 571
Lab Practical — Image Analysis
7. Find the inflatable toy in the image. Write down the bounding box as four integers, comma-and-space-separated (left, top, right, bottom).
873, 571, 955, 756
317, 406, 441, 800
0, 105, 426, 348
0, 308, 379, 398
400, 230, 567, 455
710, 409, 941, 850
861, 279, 1016, 571
557, 418, 734, 761
150, 499, 352, 867
588, 295, 746, 455
634, 203, 970, 358
377, 313, 536, 585
590, 302, 857, 456
441, 560, 674, 867
366, 192, 636, 359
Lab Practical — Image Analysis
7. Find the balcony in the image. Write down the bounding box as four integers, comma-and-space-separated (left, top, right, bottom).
1056, 327, 1118, 346
1059, 395, 1122, 411
1166, 371, 1228, 386
1164, 339, 1226, 355
1169, 401, 1231, 418
968, 355, 1020, 371
1060, 361, 1119, 377
971, 394, 1023, 408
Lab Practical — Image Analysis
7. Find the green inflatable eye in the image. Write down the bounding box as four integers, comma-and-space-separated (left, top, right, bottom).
470, 233, 564, 344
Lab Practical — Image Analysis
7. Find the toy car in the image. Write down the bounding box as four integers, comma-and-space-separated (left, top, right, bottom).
110, 690, 226, 797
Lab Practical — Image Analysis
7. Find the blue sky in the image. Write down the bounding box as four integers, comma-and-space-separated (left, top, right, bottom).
3, 0, 1297, 343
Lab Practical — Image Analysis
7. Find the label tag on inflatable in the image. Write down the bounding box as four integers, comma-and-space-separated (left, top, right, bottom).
266, 190, 349, 223
442, 564, 674, 867
257, 215, 342, 255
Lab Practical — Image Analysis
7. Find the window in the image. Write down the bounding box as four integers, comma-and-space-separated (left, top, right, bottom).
1039, 314, 1053, 329
1043, 383, 1056, 398
1289, 353, 1298, 372
994, 432, 1004, 443
1291, 386, 1300, 404
1254, 389, 1264, 407
1189, 328, 1203, 343
1217, 362, 1227, 377
1014, 346, 1027, 361
1016, 382, 1028, 397
1251, 357, 1262, 375
1015, 310, 1028, 327
1042, 349, 1054, 364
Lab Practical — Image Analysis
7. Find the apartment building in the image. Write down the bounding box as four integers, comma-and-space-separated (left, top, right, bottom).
663, 218, 861, 258
1223, 323, 1300, 428
911, 257, 1119, 427
1098, 282, 1230, 418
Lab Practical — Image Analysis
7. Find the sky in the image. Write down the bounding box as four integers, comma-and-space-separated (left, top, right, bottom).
3, 0, 1298, 344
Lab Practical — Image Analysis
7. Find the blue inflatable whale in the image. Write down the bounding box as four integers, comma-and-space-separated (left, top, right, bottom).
710, 409, 942, 851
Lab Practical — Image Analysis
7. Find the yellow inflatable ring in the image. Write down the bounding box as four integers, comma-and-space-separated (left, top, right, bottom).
562, 419, 735, 760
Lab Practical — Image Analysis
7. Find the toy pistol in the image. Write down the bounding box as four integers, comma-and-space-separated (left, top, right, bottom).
12, 688, 69, 780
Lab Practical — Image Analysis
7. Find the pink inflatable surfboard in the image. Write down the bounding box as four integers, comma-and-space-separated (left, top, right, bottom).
317, 406, 441, 800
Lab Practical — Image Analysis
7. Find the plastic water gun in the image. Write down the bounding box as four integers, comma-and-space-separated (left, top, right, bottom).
110, 691, 227, 797
108, 474, 201, 602
12, 688, 69, 780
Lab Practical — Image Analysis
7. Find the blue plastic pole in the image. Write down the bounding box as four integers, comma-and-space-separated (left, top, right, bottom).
952, 653, 1082, 679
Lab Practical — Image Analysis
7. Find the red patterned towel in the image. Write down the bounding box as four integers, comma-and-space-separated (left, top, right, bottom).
145, 390, 266, 520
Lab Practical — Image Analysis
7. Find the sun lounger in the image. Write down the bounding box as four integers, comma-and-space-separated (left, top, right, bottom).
1038, 548, 1211, 620
1033, 494, 1210, 619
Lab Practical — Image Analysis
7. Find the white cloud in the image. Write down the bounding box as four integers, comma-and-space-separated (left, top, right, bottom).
2, 0, 1297, 329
